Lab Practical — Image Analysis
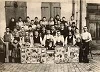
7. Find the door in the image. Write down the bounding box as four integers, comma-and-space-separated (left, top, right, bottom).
87, 3, 100, 39
41, 2, 61, 20
5, 1, 27, 27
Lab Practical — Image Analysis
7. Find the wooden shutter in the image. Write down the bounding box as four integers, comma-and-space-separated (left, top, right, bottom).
41, 2, 50, 20
51, 2, 61, 18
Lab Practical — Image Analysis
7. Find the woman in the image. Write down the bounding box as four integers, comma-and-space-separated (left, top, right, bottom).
9, 18, 16, 31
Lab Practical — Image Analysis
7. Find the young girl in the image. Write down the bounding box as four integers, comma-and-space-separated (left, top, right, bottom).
10, 37, 21, 63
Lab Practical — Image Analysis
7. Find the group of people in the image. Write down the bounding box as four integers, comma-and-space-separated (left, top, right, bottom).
3, 15, 92, 63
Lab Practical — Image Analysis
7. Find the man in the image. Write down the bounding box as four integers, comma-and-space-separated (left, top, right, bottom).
60, 24, 66, 38
50, 25, 56, 36
33, 31, 42, 44
81, 26, 92, 63
54, 31, 64, 46
43, 30, 55, 47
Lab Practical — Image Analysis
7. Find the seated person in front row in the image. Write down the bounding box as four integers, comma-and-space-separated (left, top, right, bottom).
40, 26, 46, 40
46, 40, 55, 50
54, 31, 64, 46
50, 25, 56, 36
65, 31, 74, 46
33, 31, 42, 46
43, 30, 55, 47
24, 31, 31, 46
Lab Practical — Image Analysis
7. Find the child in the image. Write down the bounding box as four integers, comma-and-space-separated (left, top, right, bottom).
12, 28, 20, 42
25, 16, 31, 26
15, 22, 21, 31
34, 17, 39, 25
46, 40, 55, 50
30, 20, 36, 30
48, 17, 54, 25
18, 17, 24, 27
10, 37, 21, 63
4, 27, 13, 42
41, 17, 48, 26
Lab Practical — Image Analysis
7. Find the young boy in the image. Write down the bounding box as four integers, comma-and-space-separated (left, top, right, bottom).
41, 17, 48, 26
30, 20, 36, 30
4, 27, 13, 42
34, 17, 39, 25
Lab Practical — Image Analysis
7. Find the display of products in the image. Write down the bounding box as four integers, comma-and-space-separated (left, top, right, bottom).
20, 46, 79, 63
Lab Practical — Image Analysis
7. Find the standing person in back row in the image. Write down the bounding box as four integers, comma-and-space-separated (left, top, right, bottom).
9, 18, 16, 31
81, 26, 92, 63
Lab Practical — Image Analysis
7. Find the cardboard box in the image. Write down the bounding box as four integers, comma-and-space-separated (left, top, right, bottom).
55, 47, 65, 63
68, 46, 79, 62
21, 48, 41, 63
41, 53, 47, 63
46, 50, 55, 64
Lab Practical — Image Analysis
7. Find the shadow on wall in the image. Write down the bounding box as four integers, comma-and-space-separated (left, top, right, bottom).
90, 40, 100, 50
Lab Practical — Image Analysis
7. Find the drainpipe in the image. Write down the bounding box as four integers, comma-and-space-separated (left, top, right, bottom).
80, 0, 82, 33
72, 0, 75, 18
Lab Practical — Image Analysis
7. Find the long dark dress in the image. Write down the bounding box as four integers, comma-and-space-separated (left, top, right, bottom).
10, 43, 20, 63
9, 21, 16, 31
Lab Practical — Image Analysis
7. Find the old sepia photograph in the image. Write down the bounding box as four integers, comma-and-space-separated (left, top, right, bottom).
0, 0, 100, 72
